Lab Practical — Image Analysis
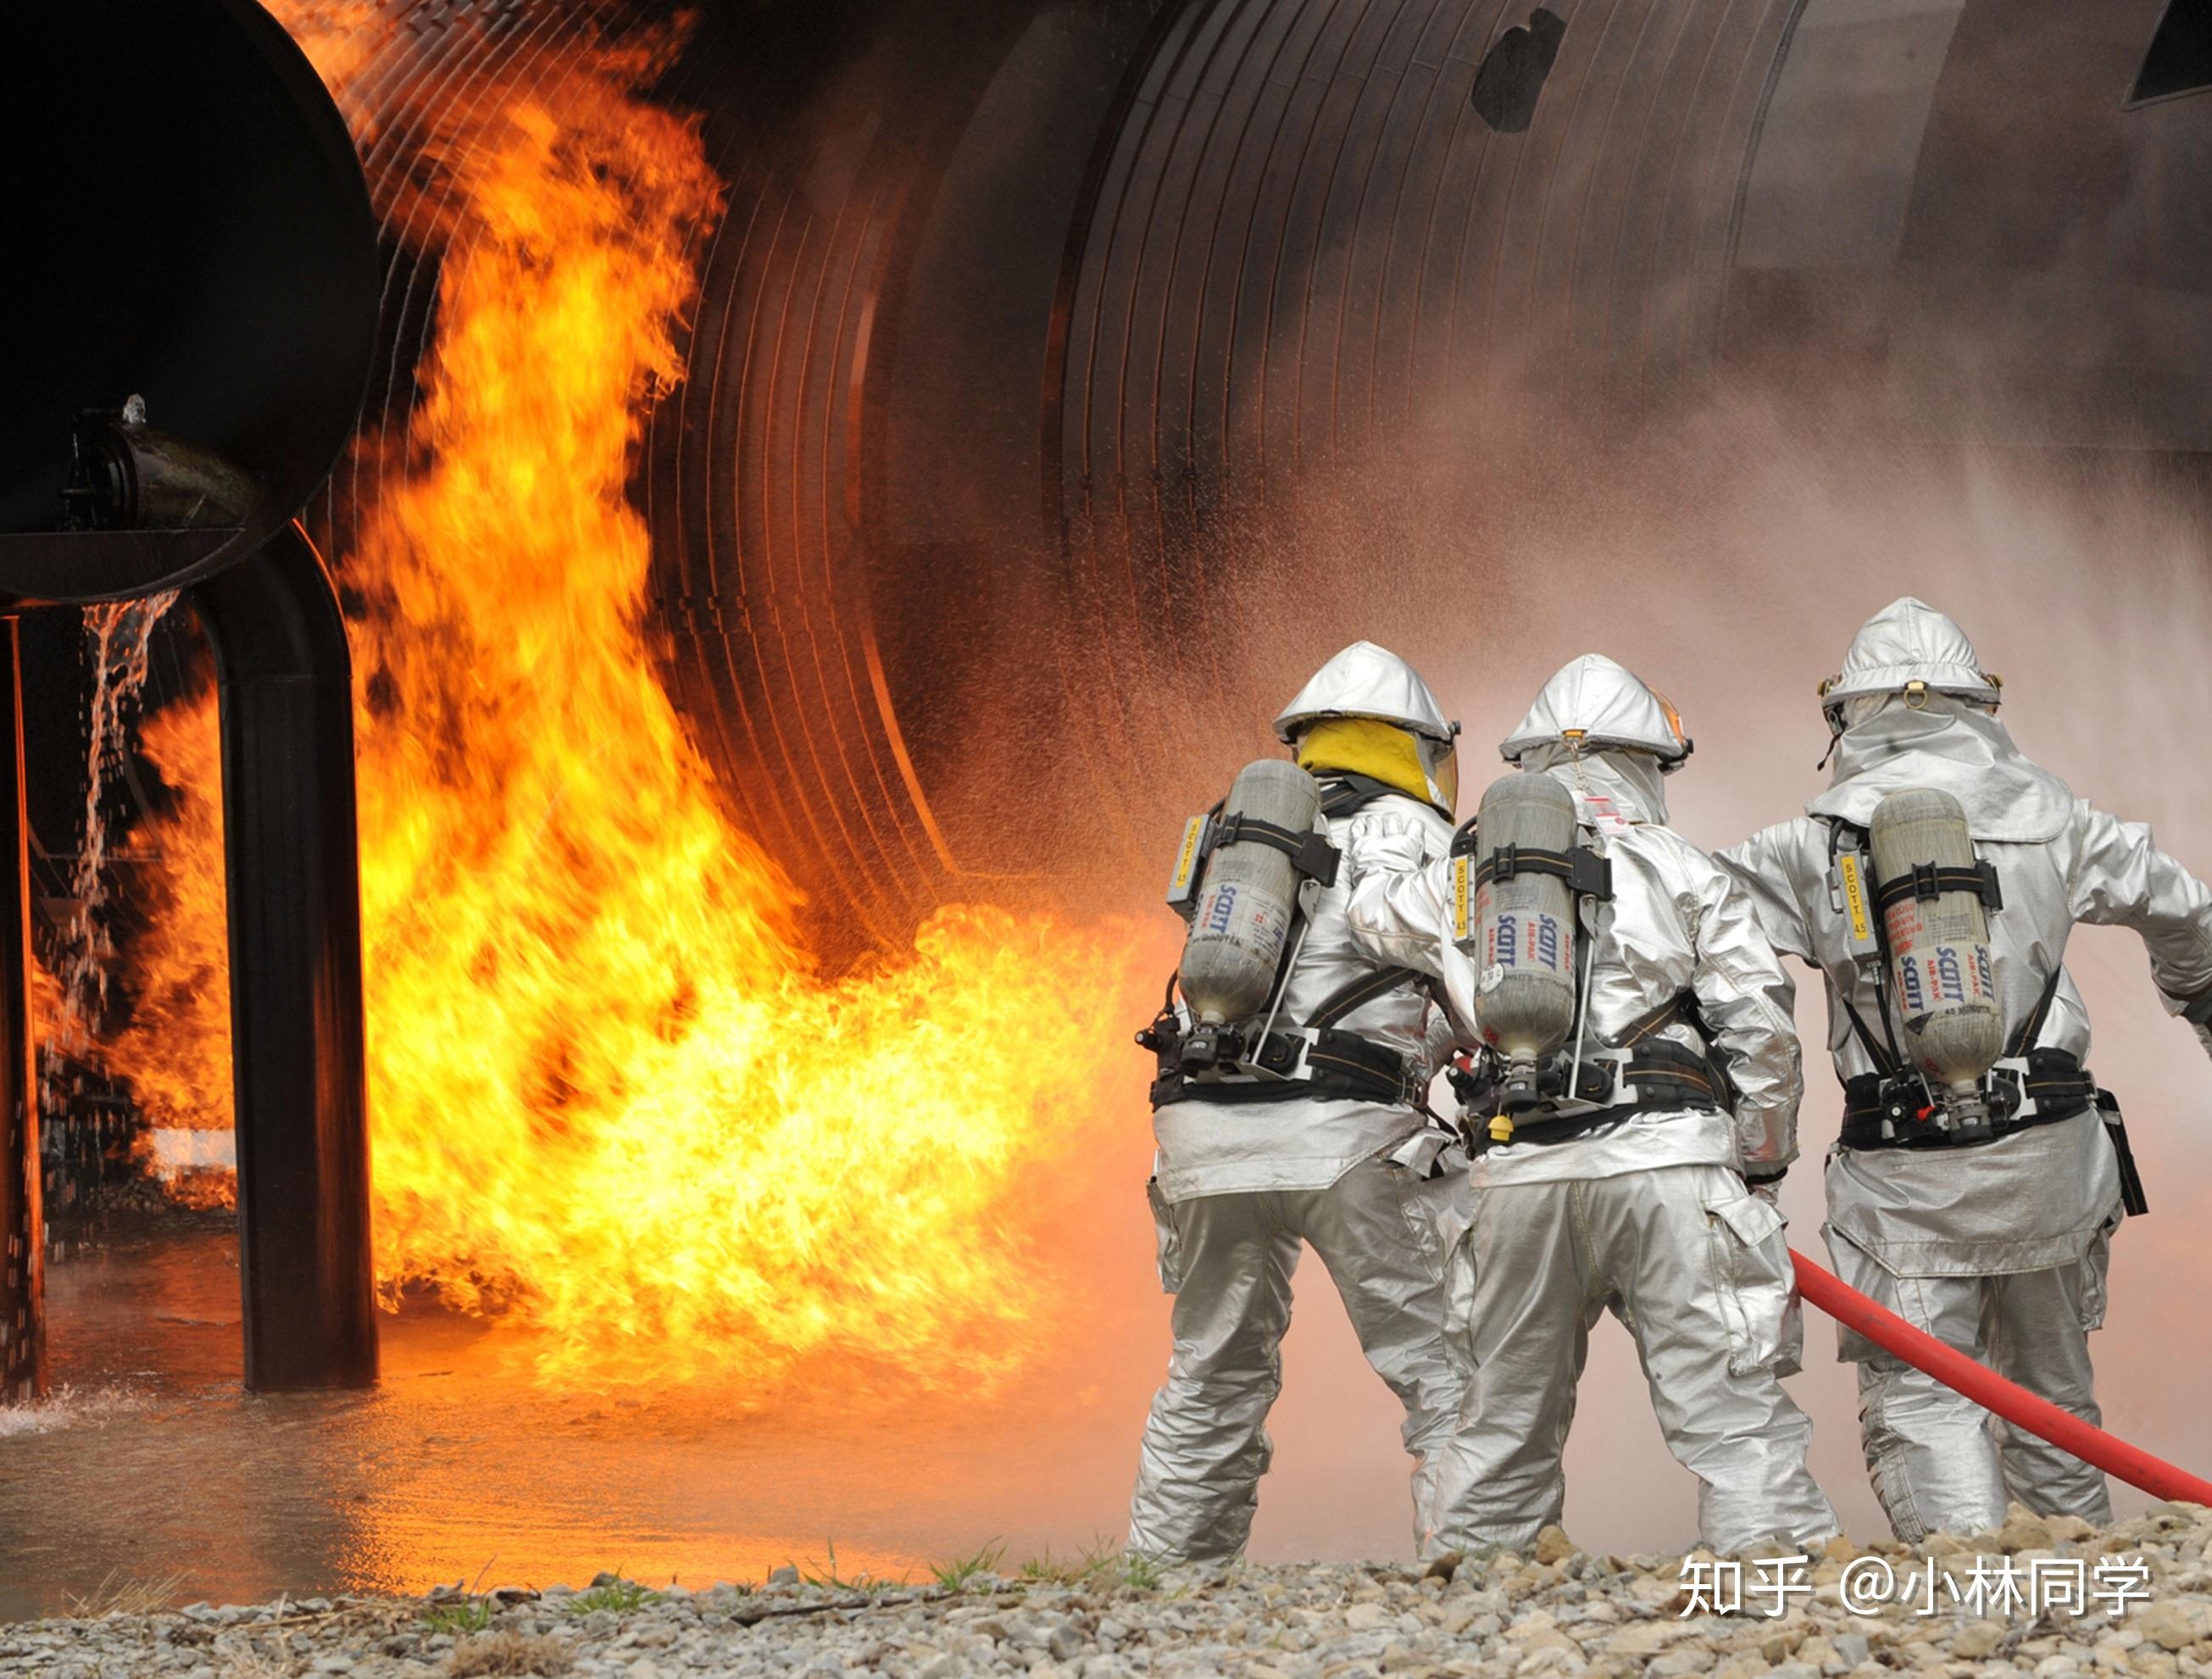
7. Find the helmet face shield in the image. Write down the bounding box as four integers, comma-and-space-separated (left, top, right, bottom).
1421, 734, 1459, 814
1646, 685, 1691, 771
1829, 687, 1998, 746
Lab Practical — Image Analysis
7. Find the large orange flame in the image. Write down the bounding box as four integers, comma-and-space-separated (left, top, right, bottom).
111, 5, 1142, 1387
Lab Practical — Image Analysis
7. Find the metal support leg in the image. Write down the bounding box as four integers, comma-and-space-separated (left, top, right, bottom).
0, 616, 43, 1402
191, 524, 375, 1391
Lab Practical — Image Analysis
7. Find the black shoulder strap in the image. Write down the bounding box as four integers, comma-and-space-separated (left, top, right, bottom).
1613, 989, 1692, 1049
1311, 776, 1449, 1029
1317, 772, 1404, 818
1821, 813, 1865, 870
1307, 964, 1426, 1031
1838, 996, 1904, 1077
2007, 965, 2066, 1059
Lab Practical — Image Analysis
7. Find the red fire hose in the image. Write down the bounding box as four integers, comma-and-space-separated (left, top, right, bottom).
1788, 1248, 2212, 1507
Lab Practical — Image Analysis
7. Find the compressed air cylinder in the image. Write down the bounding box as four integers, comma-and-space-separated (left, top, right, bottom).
1180, 759, 1324, 1025
1465, 771, 1579, 1065
1870, 787, 2003, 1098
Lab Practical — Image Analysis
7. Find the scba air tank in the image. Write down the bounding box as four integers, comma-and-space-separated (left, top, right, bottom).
1461, 771, 1579, 1101
1870, 787, 2003, 1113
1180, 759, 1324, 1025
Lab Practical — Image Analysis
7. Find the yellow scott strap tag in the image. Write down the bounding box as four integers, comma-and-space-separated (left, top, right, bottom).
1837, 851, 1878, 958
1452, 854, 1475, 945
1166, 814, 1211, 910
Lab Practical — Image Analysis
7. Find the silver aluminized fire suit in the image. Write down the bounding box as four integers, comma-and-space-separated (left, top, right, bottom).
1720, 598, 2212, 1541
1130, 643, 1476, 1564
1348, 655, 1841, 1555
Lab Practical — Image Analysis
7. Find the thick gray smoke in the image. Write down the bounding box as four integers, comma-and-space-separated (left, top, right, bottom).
975, 0, 2212, 1554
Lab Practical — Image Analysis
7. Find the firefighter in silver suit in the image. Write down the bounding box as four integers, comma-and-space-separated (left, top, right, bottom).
1349, 654, 1841, 1555
1720, 598, 2212, 1541
1129, 642, 1476, 1563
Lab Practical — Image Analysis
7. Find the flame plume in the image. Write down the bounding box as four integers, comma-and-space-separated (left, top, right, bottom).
113, 5, 1139, 1387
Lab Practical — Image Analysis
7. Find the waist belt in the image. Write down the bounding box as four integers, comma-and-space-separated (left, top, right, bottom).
1838, 1048, 2096, 1151
1150, 1024, 1417, 1110
1466, 1040, 1725, 1155
1140, 959, 1431, 1113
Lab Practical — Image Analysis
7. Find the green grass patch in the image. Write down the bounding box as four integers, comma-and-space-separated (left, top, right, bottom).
930, 1541, 1008, 1593
1015, 1537, 1129, 1586
423, 1598, 495, 1637
795, 1538, 877, 1592
1120, 1551, 1166, 1592
566, 1577, 663, 1616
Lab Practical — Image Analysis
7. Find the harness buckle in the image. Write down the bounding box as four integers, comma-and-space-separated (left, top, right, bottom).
1985, 1061, 2026, 1125
1175, 1021, 1248, 1076
1454, 1045, 1633, 1126
1949, 1108, 1994, 1145
1248, 1029, 1309, 1081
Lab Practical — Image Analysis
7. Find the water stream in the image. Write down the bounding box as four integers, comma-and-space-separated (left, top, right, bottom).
42, 592, 181, 1120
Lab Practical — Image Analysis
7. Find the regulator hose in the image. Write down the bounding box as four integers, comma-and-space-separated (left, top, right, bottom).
1789, 1248, 2212, 1508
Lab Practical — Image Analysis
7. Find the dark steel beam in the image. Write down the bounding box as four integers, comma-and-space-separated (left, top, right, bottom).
192, 524, 375, 1392
0, 617, 43, 1402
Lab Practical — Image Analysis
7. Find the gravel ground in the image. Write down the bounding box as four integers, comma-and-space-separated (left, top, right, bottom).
9, 1504, 2212, 1679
